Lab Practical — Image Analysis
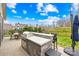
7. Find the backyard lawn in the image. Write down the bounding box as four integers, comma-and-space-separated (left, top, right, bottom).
47, 27, 79, 49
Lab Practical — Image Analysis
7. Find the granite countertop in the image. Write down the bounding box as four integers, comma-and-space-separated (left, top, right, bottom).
28, 36, 51, 46
21, 32, 53, 46
31, 32, 53, 37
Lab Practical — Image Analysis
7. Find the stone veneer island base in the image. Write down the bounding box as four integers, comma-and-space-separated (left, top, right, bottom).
21, 32, 61, 56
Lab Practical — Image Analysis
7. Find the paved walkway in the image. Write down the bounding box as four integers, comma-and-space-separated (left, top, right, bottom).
57, 46, 69, 56
0, 37, 69, 56
0, 37, 29, 56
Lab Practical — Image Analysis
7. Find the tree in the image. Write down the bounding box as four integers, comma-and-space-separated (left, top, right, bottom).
33, 27, 38, 32
28, 26, 33, 31
22, 26, 28, 31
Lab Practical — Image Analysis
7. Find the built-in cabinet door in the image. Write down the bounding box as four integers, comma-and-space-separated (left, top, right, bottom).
21, 39, 27, 50
27, 41, 33, 55
27, 41, 41, 56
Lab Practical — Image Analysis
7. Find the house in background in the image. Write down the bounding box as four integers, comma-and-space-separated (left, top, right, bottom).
15, 23, 27, 29
3, 23, 15, 31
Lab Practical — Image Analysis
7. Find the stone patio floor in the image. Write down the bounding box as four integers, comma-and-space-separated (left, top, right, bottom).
0, 37, 29, 56
0, 37, 69, 56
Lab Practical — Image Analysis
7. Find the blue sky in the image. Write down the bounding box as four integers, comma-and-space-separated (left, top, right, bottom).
6, 3, 70, 25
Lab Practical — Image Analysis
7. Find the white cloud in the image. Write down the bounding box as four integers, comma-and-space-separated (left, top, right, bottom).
37, 3, 43, 12
6, 3, 17, 9
12, 9, 17, 13
70, 7, 73, 11
38, 16, 60, 25
37, 3, 59, 15
45, 4, 59, 13
40, 13, 47, 16
23, 10, 27, 14
72, 3, 79, 10
32, 18, 35, 20
14, 16, 22, 18
26, 17, 29, 20
48, 16, 60, 20
25, 17, 35, 21
63, 15, 66, 18
70, 3, 79, 15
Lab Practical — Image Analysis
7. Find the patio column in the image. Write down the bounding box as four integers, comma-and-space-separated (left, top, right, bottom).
0, 3, 6, 46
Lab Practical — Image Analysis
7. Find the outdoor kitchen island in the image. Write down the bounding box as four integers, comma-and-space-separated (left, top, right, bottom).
21, 32, 53, 56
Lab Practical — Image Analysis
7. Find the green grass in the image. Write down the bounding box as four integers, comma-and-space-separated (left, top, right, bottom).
58, 36, 79, 50
57, 36, 71, 48
47, 27, 79, 49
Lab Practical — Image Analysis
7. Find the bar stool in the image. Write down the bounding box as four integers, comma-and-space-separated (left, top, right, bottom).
45, 33, 61, 56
